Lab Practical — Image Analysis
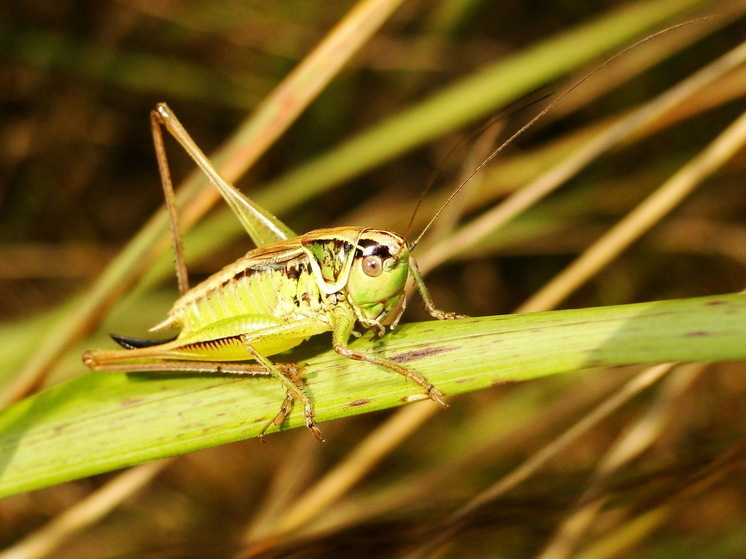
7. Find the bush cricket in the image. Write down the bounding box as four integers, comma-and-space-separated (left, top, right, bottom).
82, 24, 679, 440
83, 103, 465, 441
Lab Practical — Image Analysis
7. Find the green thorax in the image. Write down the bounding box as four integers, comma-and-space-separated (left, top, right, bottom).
160, 226, 412, 336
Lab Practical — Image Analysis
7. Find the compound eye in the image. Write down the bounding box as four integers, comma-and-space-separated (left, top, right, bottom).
361, 255, 384, 277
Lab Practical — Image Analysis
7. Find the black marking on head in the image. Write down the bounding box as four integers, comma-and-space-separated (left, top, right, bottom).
110, 333, 178, 350
355, 240, 393, 259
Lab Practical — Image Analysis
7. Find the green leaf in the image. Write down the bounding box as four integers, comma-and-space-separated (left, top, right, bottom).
1, 292, 744, 498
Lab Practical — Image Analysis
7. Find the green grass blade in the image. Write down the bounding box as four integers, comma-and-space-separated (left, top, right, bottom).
1, 292, 744, 498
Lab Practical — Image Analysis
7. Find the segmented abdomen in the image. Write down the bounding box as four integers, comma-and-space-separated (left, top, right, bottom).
166, 250, 328, 336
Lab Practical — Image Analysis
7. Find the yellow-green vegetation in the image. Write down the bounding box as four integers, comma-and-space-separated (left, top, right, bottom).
1, 1, 745, 558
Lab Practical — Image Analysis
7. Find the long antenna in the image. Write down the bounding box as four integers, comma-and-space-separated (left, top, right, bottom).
404, 112, 508, 240
409, 20, 704, 251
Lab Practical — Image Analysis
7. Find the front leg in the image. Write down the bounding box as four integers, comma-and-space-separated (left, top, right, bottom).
408, 257, 468, 320
331, 307, 447, 407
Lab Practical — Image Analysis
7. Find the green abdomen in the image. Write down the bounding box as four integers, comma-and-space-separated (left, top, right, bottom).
170, 255, 330, 339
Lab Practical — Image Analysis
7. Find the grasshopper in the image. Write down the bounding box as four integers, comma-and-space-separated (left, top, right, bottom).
81, 22, 659, 440
83, 103, 464, 441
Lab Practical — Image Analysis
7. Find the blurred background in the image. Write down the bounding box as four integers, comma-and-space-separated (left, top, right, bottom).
1, 1, 746, 557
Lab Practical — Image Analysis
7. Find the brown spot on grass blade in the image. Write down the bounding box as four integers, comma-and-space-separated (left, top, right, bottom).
390, 345, 455, 364
491, 379, 515, 388
349, 398, 371, 407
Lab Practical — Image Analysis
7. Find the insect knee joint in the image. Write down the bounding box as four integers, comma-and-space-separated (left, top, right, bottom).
333, 343, 365, 362
427, 385, 448, 407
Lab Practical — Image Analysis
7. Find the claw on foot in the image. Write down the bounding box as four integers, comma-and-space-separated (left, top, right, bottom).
427, 385, 448, 407
258, 389, 326, 443
259, 405, 288, 442
308, 420, 326, 443
432, 310, 469, 320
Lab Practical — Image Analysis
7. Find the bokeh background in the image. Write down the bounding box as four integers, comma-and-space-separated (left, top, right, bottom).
1, 1, 746, 557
